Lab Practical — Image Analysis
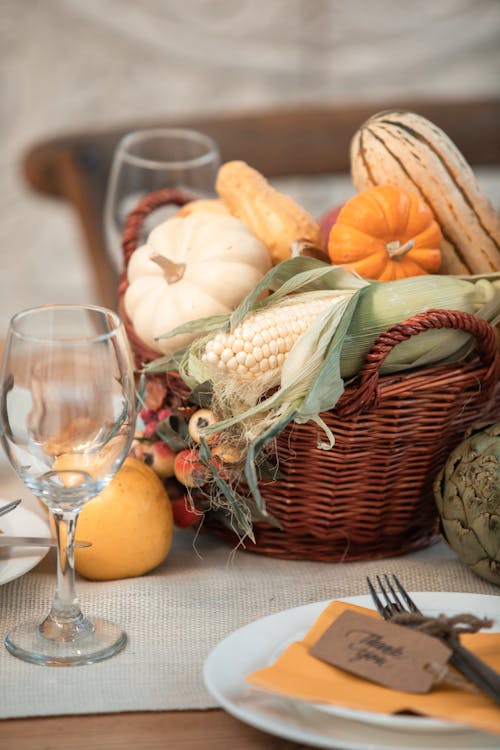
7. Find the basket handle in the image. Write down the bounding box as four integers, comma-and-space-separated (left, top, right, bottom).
336, 309, 499, 417
121, 187, 195, 267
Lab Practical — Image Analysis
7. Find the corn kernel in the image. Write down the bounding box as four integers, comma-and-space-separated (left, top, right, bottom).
200, 295, 336, 381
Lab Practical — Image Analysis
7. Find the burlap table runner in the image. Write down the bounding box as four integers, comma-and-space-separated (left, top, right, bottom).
0, 530, 498, 719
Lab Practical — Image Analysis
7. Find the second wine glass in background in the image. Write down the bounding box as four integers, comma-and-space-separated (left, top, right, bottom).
104, 127, 221, 273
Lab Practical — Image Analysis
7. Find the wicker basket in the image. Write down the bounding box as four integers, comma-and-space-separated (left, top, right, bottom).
119, 190, 500, 563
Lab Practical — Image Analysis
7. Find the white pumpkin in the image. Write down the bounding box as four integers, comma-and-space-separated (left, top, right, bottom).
124, 211, 271, 355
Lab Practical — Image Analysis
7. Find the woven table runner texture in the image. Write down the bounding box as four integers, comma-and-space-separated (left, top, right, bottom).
0, 531, 498, 719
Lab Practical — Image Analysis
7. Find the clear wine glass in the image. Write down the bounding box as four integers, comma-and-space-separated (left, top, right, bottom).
0, 304, 136, 666
104, 127, 221, 272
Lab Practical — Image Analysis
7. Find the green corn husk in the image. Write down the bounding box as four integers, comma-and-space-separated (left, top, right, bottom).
144, 259, 500, 537
148, 260, 500, 381
341, 274, 500, 376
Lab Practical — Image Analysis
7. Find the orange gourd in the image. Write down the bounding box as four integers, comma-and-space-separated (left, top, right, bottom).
327, 185, 442, 281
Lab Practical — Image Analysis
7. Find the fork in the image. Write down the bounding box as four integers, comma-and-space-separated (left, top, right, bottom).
367, 574, 500, 704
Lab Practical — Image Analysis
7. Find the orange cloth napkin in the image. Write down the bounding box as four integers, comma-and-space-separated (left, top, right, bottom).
247, 601, 500, 736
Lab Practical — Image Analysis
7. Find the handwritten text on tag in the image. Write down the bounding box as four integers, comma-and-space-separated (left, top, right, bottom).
309, 609, 452, 693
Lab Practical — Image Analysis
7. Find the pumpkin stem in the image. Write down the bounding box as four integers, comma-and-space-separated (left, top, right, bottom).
151, 254, 186, 283
386, 239, 415, 259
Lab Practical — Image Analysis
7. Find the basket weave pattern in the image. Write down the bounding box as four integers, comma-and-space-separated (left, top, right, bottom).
225, 319, 500, 562
119, 191, 500, 563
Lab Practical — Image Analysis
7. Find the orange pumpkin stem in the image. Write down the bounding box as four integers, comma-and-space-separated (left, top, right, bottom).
151, 254, 186, 284
386, 239, 415, 259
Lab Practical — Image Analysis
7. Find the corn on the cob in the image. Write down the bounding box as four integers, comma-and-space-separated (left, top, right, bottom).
146, 255, 500, 539
202, 295, 338, 380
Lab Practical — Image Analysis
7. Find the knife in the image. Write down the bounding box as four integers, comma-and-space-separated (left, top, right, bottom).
0, 499, 22, 517
0, 536, 92, 549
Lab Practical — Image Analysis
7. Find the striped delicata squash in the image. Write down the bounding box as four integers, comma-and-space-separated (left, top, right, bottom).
350, 110, 500, 275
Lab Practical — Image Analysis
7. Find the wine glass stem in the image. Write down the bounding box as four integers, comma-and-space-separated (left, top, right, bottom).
39, 508, 93, 642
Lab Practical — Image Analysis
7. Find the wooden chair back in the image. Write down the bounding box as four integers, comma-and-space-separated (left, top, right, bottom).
23, 99, 500, 309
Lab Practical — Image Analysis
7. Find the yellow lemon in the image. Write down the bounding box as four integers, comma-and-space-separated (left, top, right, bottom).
73, 457, 174, 581
51, 434, 127, 488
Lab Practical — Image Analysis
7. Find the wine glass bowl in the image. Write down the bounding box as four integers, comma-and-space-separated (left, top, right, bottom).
104, 127, 221, 271
0, 304, 136, 665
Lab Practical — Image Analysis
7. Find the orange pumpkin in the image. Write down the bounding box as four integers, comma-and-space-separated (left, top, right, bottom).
327, 185, 442, 280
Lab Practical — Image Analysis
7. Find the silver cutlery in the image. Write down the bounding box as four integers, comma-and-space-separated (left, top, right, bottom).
367, 573, 500, 704
0, 499, 22, 517
0, 500, 91, 548
0, 536, 92, 549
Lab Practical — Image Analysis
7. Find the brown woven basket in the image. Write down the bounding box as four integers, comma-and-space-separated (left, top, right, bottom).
119, 190, 500, 563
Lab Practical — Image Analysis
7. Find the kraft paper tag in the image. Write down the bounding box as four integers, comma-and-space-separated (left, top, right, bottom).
309, 609, 452, 694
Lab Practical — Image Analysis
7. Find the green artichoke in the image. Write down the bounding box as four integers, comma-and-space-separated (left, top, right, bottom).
433, 422, 500, 586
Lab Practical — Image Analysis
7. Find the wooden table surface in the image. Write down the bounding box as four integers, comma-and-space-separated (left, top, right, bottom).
1, 709, 312, 749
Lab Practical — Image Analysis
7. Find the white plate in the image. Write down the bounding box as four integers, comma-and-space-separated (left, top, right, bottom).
0, 500, 50, 585
203, 592, 500, 750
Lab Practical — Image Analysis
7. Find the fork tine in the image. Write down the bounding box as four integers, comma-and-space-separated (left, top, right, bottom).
375, 575, 390, 608
376, 574, 401, 615
366, 577, 387, 618
392, 574, 420, 613
383, 574, 405, 610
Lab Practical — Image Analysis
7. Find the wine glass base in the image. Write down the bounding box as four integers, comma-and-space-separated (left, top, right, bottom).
4, 616, 127, 666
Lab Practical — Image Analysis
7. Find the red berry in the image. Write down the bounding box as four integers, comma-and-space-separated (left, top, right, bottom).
143, 441, 176, 479
174, 449, 209, 488
170, 497, 202, 528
